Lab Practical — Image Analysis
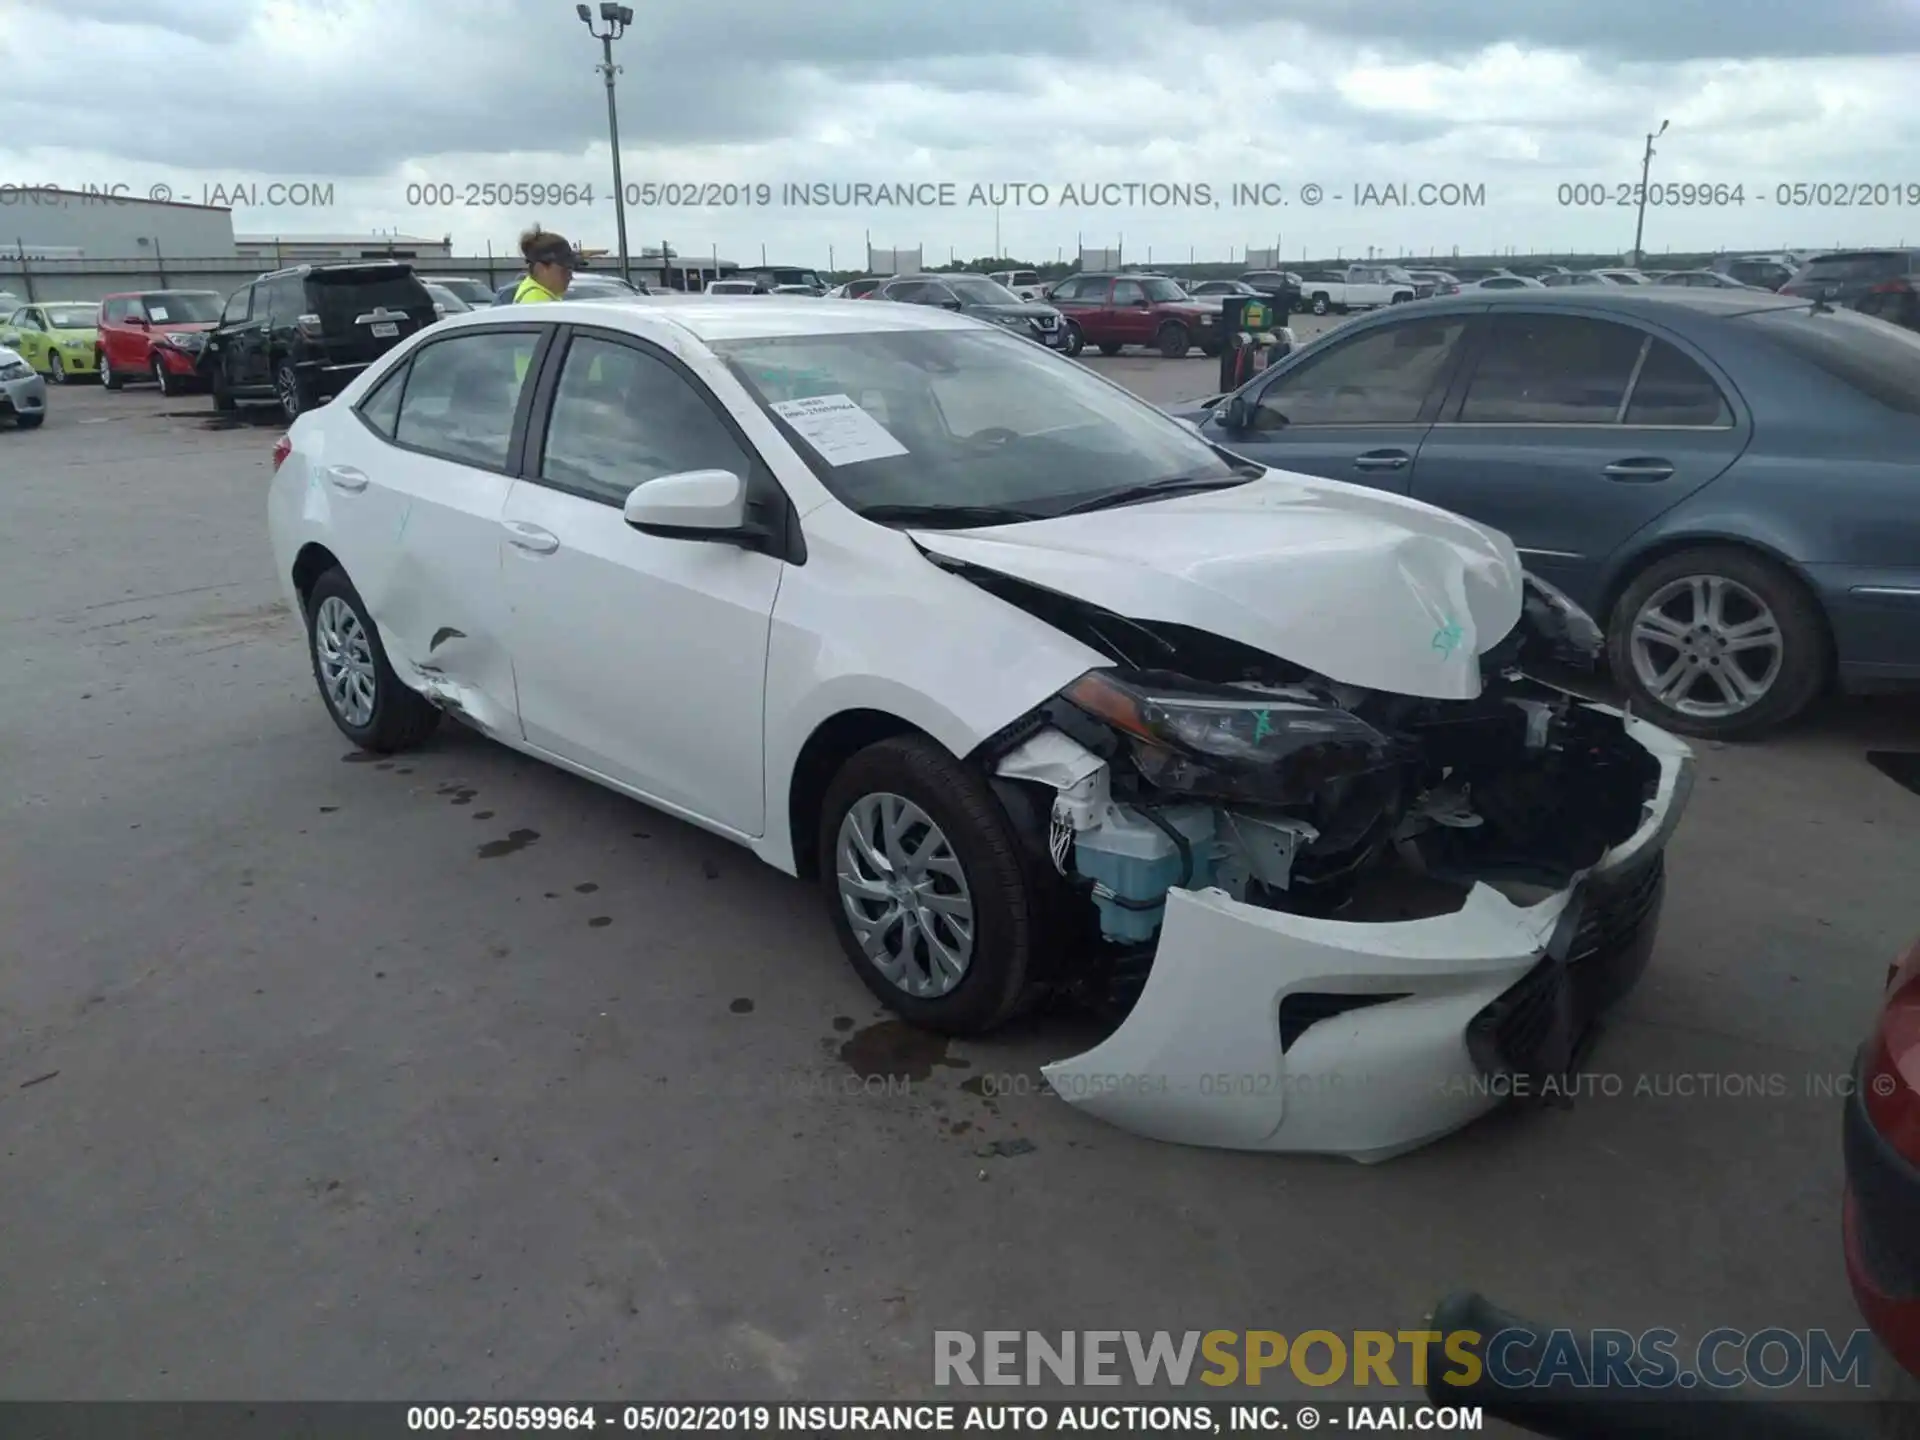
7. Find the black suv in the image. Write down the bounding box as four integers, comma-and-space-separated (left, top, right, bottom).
1780, 249, 1920, 329
202, 262, 438, 420
1237, 270, 1302, 314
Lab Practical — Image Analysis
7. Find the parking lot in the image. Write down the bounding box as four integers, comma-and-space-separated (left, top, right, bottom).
3, 364, 1917, 1402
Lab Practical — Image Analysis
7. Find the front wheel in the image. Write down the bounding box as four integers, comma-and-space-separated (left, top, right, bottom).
153, 356, 177, 397
1310, 293, 1330, 315
305, 568, 442, 752
99, 350, 123, 390
1156, 322, 1191, 359
1608, 546, 1829, 739
1059, 323, 1084, 357
276, 361, 313, 422
47, 353, 67, 385
818, 736, 1042, 1035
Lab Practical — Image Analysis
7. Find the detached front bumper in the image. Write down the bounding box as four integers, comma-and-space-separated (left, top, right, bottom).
1041, 711, 1694, 1161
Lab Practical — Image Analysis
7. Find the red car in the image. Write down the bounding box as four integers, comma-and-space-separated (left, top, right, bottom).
1046, 271, 1222, 357
1844, 931, 1920, 1382
96, 289, 224, 395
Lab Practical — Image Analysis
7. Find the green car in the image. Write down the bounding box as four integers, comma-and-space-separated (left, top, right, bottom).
0, 302, 102, 383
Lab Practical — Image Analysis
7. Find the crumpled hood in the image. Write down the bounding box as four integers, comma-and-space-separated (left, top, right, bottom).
910, 471, 1524, 700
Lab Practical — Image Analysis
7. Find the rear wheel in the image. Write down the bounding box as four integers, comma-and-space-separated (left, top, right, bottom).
818, 736, 1042, 1035
1310, 293, 1330, 315
15, 412, 44, 429
304, 568, 442, 752
1608, 546, 1829, 739
276, 361, 313, 422
1156, 322, 1191, 358
1096, 340, 1123, 356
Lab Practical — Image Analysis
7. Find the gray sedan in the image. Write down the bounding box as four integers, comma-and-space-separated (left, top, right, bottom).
1173, 288, 1920, 737
0, 346, 47, 428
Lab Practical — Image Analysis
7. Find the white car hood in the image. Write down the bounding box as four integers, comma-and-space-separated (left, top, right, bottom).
909, 470, 1524, 700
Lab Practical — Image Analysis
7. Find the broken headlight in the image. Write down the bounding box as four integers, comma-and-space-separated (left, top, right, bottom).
1062, 669, 1405, 806
1520, 572, 1604, 667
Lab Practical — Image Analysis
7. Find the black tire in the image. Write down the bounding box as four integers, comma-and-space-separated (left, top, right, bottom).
99, 350, 123, 390
212, 371, 237, 412
47, 352, 67, 385
1607, 545, 1829, 740
1096, 340, 1123, 356
1310, 293, 1330, 315
1156, 322, 1191, 358
153, 356, 176, 397
15, 412, 44, 429
276, 360, 314, 422
304, 568, 442, 752
1060, 323, 1084, 357
817, 736, 1042, 1035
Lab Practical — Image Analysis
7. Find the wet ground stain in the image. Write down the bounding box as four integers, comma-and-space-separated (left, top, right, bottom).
632, 831, 652, 840
341, 751, 380, 764
437, 783, 479, 806
477, 828, 540, 859
978, 1138, 1037, 1158
318, 806, 338, 813
376, 762, 394, 771
701, 859, 721, 880
838, 1019, 972, 1084
831, 1016, 856, 1033
474, 810, 494, 820
575, 882, 599, 894
1868, 751, 1920, 798
588, 916, 612, 929
730, 998, 755, 1014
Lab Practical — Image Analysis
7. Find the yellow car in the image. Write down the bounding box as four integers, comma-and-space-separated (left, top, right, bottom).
0, 302, 102, 383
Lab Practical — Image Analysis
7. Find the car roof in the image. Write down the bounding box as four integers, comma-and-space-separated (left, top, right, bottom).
432, 295, 981, 343
1406, 287, 1805, 320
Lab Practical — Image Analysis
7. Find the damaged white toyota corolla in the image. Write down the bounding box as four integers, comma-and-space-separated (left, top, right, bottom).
268, 296, 1693, 1161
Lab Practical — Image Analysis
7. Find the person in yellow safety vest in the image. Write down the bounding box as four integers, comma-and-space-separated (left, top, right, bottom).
512, 226, 580, 304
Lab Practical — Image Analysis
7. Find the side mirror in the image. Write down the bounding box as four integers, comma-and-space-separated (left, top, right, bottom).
939, 298, 963, 311
623, 469, 753, 539
1222, 395, 1253, 431
126, 315, 150, 328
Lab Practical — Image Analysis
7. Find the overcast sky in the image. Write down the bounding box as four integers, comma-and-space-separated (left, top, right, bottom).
3, 0, 1918, 266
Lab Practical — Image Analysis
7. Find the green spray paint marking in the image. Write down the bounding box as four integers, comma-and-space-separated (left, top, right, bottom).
1432, 620, 1464, 658
1252, 709, 1276, 742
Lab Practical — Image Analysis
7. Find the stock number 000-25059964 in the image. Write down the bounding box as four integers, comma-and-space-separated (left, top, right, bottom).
408, 1406, 776, 1431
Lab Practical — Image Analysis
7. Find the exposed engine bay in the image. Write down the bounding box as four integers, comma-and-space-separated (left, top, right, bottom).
953, 558, 1666, 1014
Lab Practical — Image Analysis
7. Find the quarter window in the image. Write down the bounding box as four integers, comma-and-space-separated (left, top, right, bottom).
1256, 316, 1466, 427
1624, 341, 1732, 427
357, 360, 408, 438
391, 330, 540, 468
1457, 315, 1646, 424
539, 335, 756, 505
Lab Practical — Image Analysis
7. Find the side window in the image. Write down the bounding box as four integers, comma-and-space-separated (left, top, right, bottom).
392, 329, 540, 469
539, 335, 756, 506
357, 359, 408, 438
19, 309, 42, 331
1624, 340, 1733, 426
1256, 316, 1466, 427
1051, 278, 1087, 301
1457, 315, 1647, 424
266, 276, 305, 325
221, 287, 252, 325
1112, 280, 1146, 305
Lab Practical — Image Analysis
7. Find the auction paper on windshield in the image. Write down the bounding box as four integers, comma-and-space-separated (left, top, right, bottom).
769, 394, 909, 465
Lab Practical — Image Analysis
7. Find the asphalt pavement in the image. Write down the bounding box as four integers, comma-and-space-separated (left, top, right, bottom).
3, 366, 1917, 1403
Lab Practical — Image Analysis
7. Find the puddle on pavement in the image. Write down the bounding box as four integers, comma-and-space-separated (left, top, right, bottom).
476, 828, 540, 859
1867, 751, 1920, 798
839, 1019, 972, 1084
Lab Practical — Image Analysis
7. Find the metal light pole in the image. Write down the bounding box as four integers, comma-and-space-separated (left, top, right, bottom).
1631, 119, 1669, 269
577, 3, 634, 283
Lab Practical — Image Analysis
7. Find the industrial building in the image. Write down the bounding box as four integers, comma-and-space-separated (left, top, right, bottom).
233, 233, 455, 263
0, 189, 235, 260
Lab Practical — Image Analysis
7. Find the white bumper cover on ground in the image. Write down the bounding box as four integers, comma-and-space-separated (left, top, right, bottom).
1041, 711, 1694, 1161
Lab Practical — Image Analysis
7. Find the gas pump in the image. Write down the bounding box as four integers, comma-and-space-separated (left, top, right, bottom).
1217, 294, 1295, 394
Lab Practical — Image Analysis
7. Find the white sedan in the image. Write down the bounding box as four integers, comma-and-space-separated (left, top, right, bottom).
267, 296, 1692, 1161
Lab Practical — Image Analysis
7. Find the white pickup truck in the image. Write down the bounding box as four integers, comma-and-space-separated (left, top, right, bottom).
988, 269, 1049, 301
1296, 264, 1424, 315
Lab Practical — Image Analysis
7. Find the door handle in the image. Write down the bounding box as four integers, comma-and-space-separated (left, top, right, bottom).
1603, 459, 1675, 482
1353, 450, 1411, 471
323, 465, 368, 492
502, 521, 559, 554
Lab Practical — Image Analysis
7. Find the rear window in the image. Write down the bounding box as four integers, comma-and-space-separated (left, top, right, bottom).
1736, 306, 1920, 414
309, 272, 433, 326
1793, 252, 1914, 284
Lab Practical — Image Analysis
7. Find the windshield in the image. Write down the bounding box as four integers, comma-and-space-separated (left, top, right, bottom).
1735, 305, 1920, 415
45, 306, 98, 330
1139, 277, 1188, 301
946, 277, 1022, 305
142, 291, 222, 323
714, 328, 1242, 523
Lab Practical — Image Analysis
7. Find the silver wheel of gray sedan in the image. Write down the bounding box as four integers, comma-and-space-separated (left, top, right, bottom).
834, 791, 976, 999
1628, 574, 1784, 720
312, 594, 377, 728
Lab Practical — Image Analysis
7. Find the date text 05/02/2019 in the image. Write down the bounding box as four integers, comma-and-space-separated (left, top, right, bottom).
1558, 181, 1920, 208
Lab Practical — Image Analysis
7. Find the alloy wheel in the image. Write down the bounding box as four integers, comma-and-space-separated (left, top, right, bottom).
277, 367, 301, 420
98, 353, 111, 386
1629, 574, 1785, 719
48, 353, 66, 384
313, 595, 377, 728
834, 792, 975, 999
